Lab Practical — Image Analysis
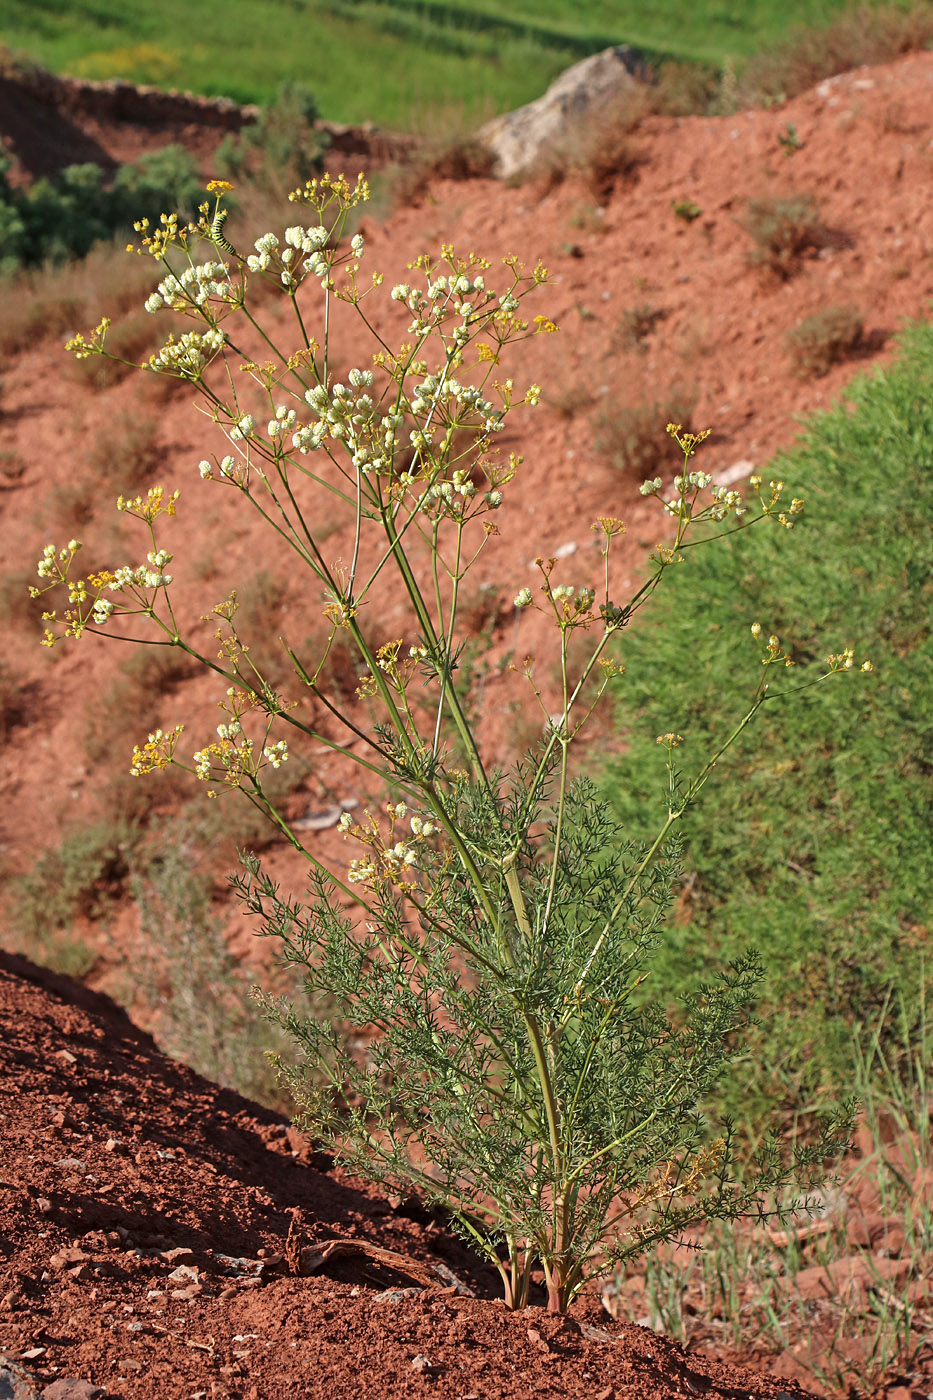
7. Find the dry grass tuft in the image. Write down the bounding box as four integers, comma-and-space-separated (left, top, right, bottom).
787, 305, 864, 377
740, 3, 933, 105
739, 194, 827, 280
593, 389, 697, 480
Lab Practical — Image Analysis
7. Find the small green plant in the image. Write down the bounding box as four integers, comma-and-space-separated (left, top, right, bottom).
786, 304, 863, 378
593, 389, 696, 478
739, 193, 827, 280
35, 175, 869, 1313
777, 122, 803, 154
672, 199, 702, 223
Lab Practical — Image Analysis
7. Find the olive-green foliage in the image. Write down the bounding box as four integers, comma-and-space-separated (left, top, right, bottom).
215, 83, 329, 195
128, 838, 297, 1109
739, 194, 826, 280
0, 144, 202, 271
9, 821, 138, 976
601, 323, 933, 1123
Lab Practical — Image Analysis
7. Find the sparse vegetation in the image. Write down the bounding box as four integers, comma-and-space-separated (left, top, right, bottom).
215, 82, 329, 198
9, 821, 137, 976
612, 302, 668, 353
0, 242, 157, 356
593, 389, 697, 478
632, 998, 932, 1397
739, 193, 827, 280
786, 303, 864, 377
738, 3, 933, 106
126, 835, 305, 1109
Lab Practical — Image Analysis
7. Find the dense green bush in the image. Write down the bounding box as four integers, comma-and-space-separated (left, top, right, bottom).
601, 322, 933, 1124
0, 144, 202, 271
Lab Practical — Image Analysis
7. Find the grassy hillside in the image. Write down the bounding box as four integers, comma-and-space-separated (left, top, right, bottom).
599, 322, 933, 1126
2, 0, 857, 127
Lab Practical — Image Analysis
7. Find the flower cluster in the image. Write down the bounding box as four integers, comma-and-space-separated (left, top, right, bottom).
130, 724, 185, 776
341, 800, 439, 889
149, 328, 226, 380
145, 260, 237, 315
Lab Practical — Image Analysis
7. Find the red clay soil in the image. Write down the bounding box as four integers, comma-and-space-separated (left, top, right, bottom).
0, 950, 814, 1400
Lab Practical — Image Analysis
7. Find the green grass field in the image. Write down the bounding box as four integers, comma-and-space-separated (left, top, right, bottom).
2, 0, 853, 127
600, 323, 933, 1129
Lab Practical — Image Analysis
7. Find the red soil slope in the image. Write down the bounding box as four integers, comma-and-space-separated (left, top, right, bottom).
0, 950, 815, 1399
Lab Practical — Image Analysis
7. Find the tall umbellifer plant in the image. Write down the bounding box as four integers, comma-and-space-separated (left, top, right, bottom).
36, 175, 870, 1313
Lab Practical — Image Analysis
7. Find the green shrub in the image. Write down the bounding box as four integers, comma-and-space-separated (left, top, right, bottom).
0, 144, 201, 270
216, 83, 328, 197
601, 323, 933, 1124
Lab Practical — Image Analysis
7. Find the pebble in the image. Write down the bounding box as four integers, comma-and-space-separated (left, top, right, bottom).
159, 1248, 194, 1271
41, 1382, 105, 1400
410, 1355, 433, 1374
0, 1360, 41, 1400
52, 1160, 86, 1176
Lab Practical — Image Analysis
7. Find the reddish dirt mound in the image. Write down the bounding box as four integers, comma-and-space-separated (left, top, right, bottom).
0, 951, 812, 1399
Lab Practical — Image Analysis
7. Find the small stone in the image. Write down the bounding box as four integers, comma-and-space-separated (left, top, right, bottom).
49, 1248, 89, 1271
410, 1355, 433, 1374
0, 1362, 41, 1400
171, 1284, 202, 1301
161, 1248, 195, 1266
103, 1139, 124, 1155
36, 1199, 52, 1215
53, 1159, 86, 1176
53, 1050, 77, 1066
218, 1287, 237, 1301
373, 1287, 423, 1304
118, 1360, 142, 1372
167, 1265, 199, 1283
18, 1351, 46, 1362
41, 1382, 105, 1400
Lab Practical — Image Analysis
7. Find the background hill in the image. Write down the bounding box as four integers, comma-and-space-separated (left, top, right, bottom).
0, 0, 919, 123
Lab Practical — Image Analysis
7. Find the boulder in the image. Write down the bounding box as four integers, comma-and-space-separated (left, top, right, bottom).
478, 46, 643, 180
